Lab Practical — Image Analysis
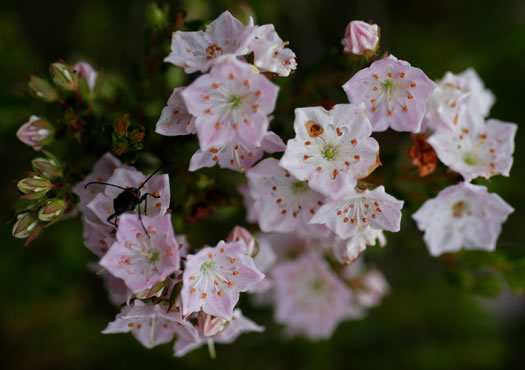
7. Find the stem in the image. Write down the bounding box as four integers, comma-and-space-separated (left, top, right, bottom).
207, 338, 216, 360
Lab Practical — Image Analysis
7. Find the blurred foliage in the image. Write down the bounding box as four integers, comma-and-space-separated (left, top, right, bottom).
1, 0, 524, 369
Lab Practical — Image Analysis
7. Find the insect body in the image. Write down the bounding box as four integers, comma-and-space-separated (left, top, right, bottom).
84, 166, 163, 237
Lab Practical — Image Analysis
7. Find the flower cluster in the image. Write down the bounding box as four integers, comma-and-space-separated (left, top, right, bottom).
412, 69, 515, 256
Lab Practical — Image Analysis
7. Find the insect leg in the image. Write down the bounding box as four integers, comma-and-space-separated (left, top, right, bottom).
137, 200, 150, 238
107, 213, 118, 229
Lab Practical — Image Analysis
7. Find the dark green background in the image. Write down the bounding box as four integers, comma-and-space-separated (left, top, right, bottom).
1, 0, 524, 369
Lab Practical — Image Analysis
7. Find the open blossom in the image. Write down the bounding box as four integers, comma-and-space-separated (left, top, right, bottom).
74, 61, 98, 93
272, 252, 351, 339
87, 167, 170, 227
333, 228, 386, 264
181, 240, 264, 320
102, 301, 189, 348
164, 11, 252, 73
246, 158, 328, 234
421, 68, 495, 132
189, 131, 285, 172
248, 24, 297, 76
99, 214, 180, 293
413, 182, 514, 256
309, 186, 404, 240
174, 309, 263, 357
155, 87, 196, 136
427, 111, 517, 182
16, 115, 55, 150
342, 21, 379, 55
280, 104, 380, 199
181, 56, 279, 149
343, 55, 435, 132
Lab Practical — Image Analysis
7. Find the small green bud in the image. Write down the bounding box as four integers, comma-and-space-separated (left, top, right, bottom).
17, 176, 53, 199
38, 198, 66, 222
28, 75, 58, 102
32, 158, 63, 178
50, 62, 78, 91
145, 2, 169, 28
12, 212, 40, 239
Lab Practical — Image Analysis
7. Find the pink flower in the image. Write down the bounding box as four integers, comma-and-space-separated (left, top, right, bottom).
342, 21, 380, 56
421, 69, 495, 132
16, 115, 55, 150
99, 214, 180, 293
309, 186, 404, 239
412, 182, 514, 256
181, 240, 264, 320
102, 301, 190, 348
272, 252, 351, 339
73, 153, 129, 218
343, 55, 435, 132
155, 87, 196, 136
82, 216, 115, 257
246, 158, 328, 234
74, 61, 98, 93
181, 56, 279, 149
87, 167, 170, 227
173, 309, 263, 357
164, 11, 252, 73
226, 226, 256, 255
248, 24, 297, 76
189, 131, 285, 172
333, 228, 386, 264
427, 110, 517, 182
280, 104, 380, 199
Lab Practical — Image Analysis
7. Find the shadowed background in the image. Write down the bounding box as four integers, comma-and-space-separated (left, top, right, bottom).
1, 0, 524, 369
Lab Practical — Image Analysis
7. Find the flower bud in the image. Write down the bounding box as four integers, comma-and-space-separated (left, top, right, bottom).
28, 75, 58, 102
17, 175, 53, 199
74, 61, 98, 93
32, 157, 63, 178
198, 313, 228, 337
50, 62, 78, 91
16, 116, 55, 150
38, 199, 66, 222
227, 226, 256, 256
12, 212, 39, 239
145, 2, 169, 28
342, 21, 380, 56
114, 114, 130, 137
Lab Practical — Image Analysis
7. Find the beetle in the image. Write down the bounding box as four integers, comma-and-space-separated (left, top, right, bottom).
84, 166, 164, 237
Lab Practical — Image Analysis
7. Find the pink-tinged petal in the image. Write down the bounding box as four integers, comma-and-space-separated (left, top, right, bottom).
173, 320, 202, 357
182, 56, 279, 148
74, 61, 98, 92
280, 104, 380, 199
413, 182, 514, 256
214, 309, 264, 343
82, 217, 114, 257
181, 240, 264, 320
246, 158, 327, 233
272, 252, 351, 339
16, 115, 54, 150
309, 186, 404, 239
99, 214, 180, 293
427, 111, 517, 182
343, 55, 435, 132
155, 87, 196, 136
342, 21, 380, 55
333, 228, 386, 264
189, 140, 265, 173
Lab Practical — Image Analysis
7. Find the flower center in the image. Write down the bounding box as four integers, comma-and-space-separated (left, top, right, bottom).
291, 181, 308, 195
463, 153, 477, 166
230, 95, 242, 109
383, 80, 394, 89
201, 261, 215, 271
310, 278, 324, 293
323, 145, 337, 160
149, 251, 160, 263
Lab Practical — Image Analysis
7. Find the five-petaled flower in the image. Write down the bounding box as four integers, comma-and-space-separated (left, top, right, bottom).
343, 55, 435, 132
412, 182, 514, 256
181, 240, 264, 320
181, 55, 279, 149
280, 104, 380, 199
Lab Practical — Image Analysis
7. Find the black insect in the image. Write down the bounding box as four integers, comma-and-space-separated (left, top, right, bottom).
84, 166, 164, 237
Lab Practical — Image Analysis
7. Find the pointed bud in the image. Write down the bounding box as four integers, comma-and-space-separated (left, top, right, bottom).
50, 62, 78, 91
12, 212, 40, 239
198, 313, 228, 337
342, 21, 380, 57
74, 61, 98, 93
17, 176, 53, 199
38, 199, 66, 222
32, 157, 63, 178
28, 75, 58, 102
114, 114, 130, 137
16, 116, 55, 150
226, 226, 256, 256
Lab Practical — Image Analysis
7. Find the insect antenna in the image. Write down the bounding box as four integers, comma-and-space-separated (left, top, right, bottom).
137, 165, 165, 190
84, 181, 127, 190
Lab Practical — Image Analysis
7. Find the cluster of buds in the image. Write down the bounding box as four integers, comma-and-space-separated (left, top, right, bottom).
12, 151, 68, 243
111, 114, 146, 161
